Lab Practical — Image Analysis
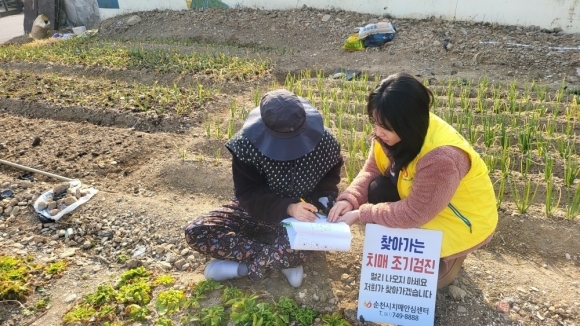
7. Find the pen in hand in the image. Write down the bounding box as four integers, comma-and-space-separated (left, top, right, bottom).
300, 198, 320, 218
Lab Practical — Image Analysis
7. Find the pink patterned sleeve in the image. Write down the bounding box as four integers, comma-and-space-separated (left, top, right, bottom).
335, 141, 383, 209
358, 146, 471, 228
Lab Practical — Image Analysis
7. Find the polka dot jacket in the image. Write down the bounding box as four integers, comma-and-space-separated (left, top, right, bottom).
225, 128, 343, 223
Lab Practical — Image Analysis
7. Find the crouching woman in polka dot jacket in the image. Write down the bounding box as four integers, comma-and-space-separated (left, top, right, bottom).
184, 89, 343, 288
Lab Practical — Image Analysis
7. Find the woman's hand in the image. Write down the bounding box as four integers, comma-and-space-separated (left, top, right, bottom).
336, 210, 360, 226
287, 202, 318, 222
327, 200, 354, 222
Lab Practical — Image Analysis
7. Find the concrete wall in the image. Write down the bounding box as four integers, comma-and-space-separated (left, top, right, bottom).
65, 0, 580, 33
63, 0, 101, 29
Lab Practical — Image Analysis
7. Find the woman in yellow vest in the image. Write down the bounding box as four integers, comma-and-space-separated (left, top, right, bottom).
327, 72, 498, 288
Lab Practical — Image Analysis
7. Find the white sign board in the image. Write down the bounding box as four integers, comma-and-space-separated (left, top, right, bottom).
357, 224, 443, 326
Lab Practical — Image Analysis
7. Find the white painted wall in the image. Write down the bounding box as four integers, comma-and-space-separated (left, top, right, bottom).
98, 0, 580, 33
98, 0, 187, 20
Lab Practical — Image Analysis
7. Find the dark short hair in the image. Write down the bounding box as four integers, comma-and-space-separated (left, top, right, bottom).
367, 72, 432, 171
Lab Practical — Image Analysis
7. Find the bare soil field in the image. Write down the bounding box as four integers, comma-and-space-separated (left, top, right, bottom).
0, 7, 579, 326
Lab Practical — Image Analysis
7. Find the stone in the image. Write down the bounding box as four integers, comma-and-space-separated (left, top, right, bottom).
19, 181, 32, 188
174, 259, 186, 270
165, 253, 178, 264
448, 285, 468, 300
81, 240, 93, 250
496, 300, 511, 313
33, 235, 46, 243
53, 183, 69, 196
160, 262, 172, 270
155, 245, 166, 255
47, 201, 57, 210
126, 259, 141, 268
64, 293, 77, 303
127, 15, 142, 26
9, 206, 19, 216
340, 273, 354, 283
59, 248, 77, 258
74, 188, 82, 199
42, 256, 57, 263
63, 196, 78, 206
37, 201, 48, 211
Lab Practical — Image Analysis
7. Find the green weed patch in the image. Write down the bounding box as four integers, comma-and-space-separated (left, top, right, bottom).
0, 255, 35, 301
0, 255, 66, 317
63, 267, 349, 325
0, 255, 68, 301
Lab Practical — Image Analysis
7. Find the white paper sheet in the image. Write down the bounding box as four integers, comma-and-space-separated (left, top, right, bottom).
282, 215, 352, 251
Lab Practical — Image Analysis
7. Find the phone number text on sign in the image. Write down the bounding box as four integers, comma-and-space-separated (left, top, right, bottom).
382, 312, 419, 321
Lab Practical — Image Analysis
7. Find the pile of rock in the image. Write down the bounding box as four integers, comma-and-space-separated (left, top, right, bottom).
0, 180, 35, 220
36, 182, 93, 217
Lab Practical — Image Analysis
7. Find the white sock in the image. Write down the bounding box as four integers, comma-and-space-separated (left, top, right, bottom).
204, 260, 242, 281
281, 265, 304, 288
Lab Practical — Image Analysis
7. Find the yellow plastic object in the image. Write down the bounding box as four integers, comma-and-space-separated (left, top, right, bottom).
342, 33, 365, 51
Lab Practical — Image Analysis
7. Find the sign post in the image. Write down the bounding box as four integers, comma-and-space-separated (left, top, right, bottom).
357, 224, 443, 326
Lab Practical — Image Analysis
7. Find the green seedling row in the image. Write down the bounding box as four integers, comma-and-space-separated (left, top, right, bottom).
0, 68, 212, 116
243, 70, 579, 219
0, 37, 271, 81
1, 36, 578, 220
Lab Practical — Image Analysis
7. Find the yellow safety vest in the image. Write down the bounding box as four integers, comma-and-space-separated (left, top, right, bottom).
373, 113, 498, 257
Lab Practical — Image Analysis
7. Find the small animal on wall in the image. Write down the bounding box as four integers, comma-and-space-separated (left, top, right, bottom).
29, 14, 51, 40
